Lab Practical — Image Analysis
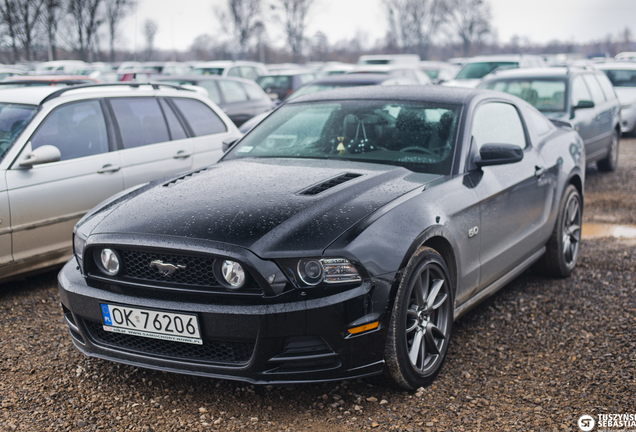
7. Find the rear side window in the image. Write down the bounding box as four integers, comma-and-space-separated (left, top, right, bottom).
31, 100, 109, 161
571, 76, 592, 106
197, 81, 221, 105
159, 99, 187, 140
242, 82, 268, 101
240, 67, 258, 80
171, 98, 227, 136
218, 80, 248, 103
110, 98, 170, 149
595, 73, 617, 101
227, 67, 241, 77
472, 102, 526, 149
583, 74, 606, 103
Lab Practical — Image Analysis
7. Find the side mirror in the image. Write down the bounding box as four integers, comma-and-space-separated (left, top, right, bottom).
573, 100, 595, 110
474, 143, 524, 167
222, 138, 239, 152
19, 145, 61, 167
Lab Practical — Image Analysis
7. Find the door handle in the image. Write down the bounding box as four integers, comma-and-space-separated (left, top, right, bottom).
98, 164, 121, 173
173, 150, 192, 159
534, 166, 546, 177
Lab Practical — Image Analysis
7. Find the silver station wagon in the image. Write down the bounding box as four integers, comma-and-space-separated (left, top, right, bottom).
0, 83, 241, 283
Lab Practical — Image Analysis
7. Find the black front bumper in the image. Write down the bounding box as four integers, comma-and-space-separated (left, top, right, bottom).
58, 259, 391, 384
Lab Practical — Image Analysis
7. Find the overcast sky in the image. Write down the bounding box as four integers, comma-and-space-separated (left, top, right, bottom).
119, 0, 636, 53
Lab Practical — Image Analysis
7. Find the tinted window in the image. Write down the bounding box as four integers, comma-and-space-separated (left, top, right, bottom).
455, 62, 518, 80
472, 102, 526, 149
190, 67, 224, 76
218, 80, 248, 103
583, 74, 606, 103
571, 76, 592, 106
171, 98, 227, 136
159, 99, 187, 140
602, 69, 636, 87
0, 103, 37, 161
110, 98, 170, 149
228, 101, 461, 175
482, 79, 566, 112
242, 82, 268, 101
595, 73, 617, 100
31, 100, 108, 161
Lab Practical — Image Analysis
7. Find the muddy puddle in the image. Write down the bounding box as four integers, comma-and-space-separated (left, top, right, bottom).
582, 223, 636, 239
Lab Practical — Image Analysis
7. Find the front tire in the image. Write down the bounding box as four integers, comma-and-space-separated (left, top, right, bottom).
384, 247, 453, 390
535, 185, 582, 278
597, 129, 619, 172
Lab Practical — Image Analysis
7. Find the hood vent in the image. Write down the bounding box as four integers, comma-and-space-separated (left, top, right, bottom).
163, 167, 210, 188
300, 173, 362, 196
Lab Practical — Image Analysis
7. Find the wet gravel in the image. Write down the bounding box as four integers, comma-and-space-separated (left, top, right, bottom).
1, 139, 635, 432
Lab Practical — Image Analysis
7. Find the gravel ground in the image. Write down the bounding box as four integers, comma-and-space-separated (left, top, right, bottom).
1, 139, 635, 432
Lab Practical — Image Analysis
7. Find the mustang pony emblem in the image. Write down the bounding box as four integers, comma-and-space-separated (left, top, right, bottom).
149, 260, 186, 277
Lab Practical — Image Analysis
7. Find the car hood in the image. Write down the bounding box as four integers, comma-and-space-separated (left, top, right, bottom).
87, 158, 439, 257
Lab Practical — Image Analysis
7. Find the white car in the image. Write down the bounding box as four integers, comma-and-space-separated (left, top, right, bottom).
443, 55, 546, 88
0, 83, 241, 282
188, 61, 267, 81
595, 62, 636, 134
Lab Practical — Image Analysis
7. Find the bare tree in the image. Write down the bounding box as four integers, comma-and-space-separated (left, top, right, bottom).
42, 0, 65, 61
0, 0, 21, 62
67, 0, 104, 61
216, 0, 262, 60
444, 0, 491, 56
15, 0, 45, 61
272, 0, 314, 61
384, 0, 444, 59
142, 18, 157, 60
105, 0, 134, 62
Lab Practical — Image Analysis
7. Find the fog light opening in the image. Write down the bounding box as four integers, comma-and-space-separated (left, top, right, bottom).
221, 260, 246, 289
99, 248, 120, 275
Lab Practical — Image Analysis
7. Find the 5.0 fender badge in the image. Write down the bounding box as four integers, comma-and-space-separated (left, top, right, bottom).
468, 226, 479, 238
149, 260, 186, 277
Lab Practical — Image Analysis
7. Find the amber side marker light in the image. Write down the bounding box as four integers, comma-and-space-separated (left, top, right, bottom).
348, 321, 379, 335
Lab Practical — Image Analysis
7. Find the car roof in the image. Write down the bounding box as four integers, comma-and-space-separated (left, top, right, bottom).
480, 67, 597, 81
258, 70, 314, 77
192, 61, 263, 68
6, 74, 99, 82
462, 55, 540, 63
0, 86, 60, 105
154, 75, 258, 85
304, 73, 404, 85
595, 62, 636, 70
287, 84, 490, 105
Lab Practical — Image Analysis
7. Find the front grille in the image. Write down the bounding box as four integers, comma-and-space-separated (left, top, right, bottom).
119, 249, 216, 287
84, 320, 254, 365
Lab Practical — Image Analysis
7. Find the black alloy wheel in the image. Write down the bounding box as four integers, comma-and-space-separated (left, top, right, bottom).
598, 130, 619, 172
384, 247, 453, 390
535, 184, 582, 277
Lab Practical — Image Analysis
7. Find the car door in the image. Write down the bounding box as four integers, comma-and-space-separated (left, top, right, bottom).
108, 97, 194, 189
583, 73, 614, 160
169, 97, 237, 167
6, 99, 124, 262
0, 176, 11, 265
570, 75, 598, 156
469, 101, 552, 289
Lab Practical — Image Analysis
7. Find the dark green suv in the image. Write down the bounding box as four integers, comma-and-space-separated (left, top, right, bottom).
479, 67, 621, 171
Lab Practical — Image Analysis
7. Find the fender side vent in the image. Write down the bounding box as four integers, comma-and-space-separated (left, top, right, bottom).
163, 167, 209, 188
300, 173, 362, 196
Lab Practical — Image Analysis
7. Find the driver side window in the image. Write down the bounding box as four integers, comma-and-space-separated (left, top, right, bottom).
471, 102, 526, 150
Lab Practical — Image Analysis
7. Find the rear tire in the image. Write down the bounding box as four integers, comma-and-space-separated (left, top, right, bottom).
597, 130, 619, 172
534, 185, 582, 278
384, 247, 453, 390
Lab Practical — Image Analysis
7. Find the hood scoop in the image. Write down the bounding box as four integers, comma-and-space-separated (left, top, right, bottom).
163, 167, 211, 188
299, 173, 362, 196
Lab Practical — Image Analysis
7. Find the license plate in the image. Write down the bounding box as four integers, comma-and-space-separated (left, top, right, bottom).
100, 304, 202, 345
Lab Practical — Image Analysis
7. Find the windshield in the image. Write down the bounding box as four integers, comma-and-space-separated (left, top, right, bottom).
602, 69, 636, 87
481, 79, 567, 112
455, 62, 518, 80
189, 67, 225, 76
288, 83, 366, 100
226, 100, 460, 175
0, 103, 38, 161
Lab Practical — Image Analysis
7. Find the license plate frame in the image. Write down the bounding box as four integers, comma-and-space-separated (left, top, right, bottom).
100, 303, 202, 345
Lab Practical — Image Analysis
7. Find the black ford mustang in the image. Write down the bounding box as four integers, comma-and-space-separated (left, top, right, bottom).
59, 86, 585, 389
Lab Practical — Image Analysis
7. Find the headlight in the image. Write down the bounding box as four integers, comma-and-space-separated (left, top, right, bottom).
73, 232, 87, 261
98, 248, 120, 275
220, 260, 246, 289
296, 258, 361, 286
